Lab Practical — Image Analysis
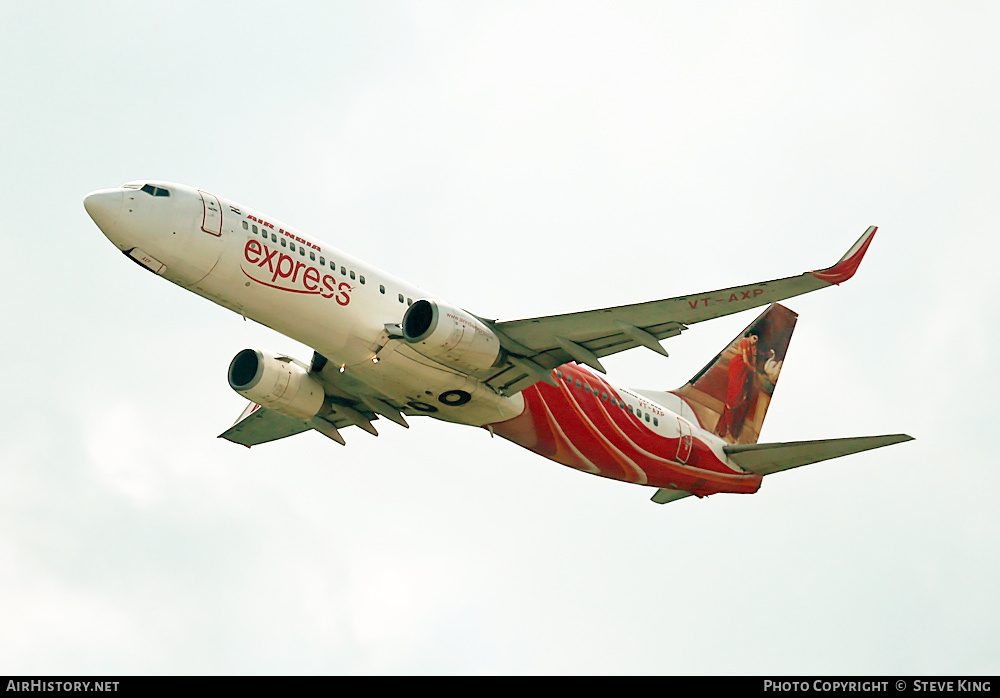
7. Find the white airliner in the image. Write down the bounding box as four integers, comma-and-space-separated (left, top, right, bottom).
84, 181, 912, 504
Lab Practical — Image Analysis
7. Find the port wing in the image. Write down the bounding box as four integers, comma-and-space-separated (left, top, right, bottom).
482, 227, 878, 396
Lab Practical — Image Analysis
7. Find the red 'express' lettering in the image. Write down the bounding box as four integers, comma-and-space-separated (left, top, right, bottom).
245, 239, 262, 264
303, 266, 320, 291
243, 240, 350, 305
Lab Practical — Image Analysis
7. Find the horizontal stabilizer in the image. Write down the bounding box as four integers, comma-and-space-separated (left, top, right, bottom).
725, 434, 914, 476
650, 488, 694, 505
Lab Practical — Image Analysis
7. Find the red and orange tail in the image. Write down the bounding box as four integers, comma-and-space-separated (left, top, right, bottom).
670, 304, 798, 445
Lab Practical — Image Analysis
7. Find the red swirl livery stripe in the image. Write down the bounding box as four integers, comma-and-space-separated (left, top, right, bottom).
490, 364, 762, 497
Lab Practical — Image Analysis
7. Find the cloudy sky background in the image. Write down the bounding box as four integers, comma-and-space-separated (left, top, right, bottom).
2, 1, 998, 674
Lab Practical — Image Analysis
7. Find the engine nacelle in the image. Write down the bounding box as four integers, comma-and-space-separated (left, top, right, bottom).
228, 349, 325, 420
401, 299, 502, 373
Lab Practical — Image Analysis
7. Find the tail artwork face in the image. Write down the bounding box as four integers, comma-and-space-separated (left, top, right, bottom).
670, 304, 797, 445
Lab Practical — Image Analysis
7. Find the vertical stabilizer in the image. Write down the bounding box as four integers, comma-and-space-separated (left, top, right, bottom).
670, 304, 797, 445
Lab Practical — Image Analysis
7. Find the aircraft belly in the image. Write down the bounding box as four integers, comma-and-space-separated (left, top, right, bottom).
338, 344, 525, 427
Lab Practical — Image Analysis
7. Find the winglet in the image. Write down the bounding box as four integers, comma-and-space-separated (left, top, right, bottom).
810, 226, 877, 285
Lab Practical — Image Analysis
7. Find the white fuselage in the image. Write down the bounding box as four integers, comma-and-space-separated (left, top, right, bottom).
85, 185, 907, 501
84, 180, 748, 496
87, 180, 525, 426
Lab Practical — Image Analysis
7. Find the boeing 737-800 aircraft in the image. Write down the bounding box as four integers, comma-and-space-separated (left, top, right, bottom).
84, 181, 911, 504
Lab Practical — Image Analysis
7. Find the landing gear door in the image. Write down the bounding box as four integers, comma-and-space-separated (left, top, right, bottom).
199, 190, 222, 236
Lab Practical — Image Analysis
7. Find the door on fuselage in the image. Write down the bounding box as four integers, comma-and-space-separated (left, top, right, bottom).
165, 189, 224, 287
676, 418, 693, 463
199, 190, 222, 236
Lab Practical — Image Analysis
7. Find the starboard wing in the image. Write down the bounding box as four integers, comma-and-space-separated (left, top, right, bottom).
218, 399, 383, 448
218, 402, 312, 447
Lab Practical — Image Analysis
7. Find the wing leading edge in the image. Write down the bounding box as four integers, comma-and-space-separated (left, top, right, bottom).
481, 226, 878, 396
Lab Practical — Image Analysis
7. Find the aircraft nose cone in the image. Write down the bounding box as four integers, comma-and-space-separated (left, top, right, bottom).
84, 189, 124, 234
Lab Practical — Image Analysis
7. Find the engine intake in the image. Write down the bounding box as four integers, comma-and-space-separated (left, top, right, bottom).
401, 299, 501, 373
228, 349, 325, 421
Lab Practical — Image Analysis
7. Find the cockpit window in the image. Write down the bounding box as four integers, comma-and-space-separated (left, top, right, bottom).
140, 184, 170, 197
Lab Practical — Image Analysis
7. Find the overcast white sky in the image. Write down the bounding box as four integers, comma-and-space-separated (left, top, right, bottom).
2, 1, 998, 675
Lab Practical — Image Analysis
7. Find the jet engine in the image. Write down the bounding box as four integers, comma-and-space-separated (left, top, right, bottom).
228, 349, 325, 420
401, 299, 502, 373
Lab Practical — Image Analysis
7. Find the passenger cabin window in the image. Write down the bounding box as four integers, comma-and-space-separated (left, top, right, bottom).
398, 294, 404, 303
280, 238, 286, 247
310, 252, 316, 261
242, 221, 248, 230
380, 285, 385, 294
350, 271, 356, 280
359, 275, 365, 285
